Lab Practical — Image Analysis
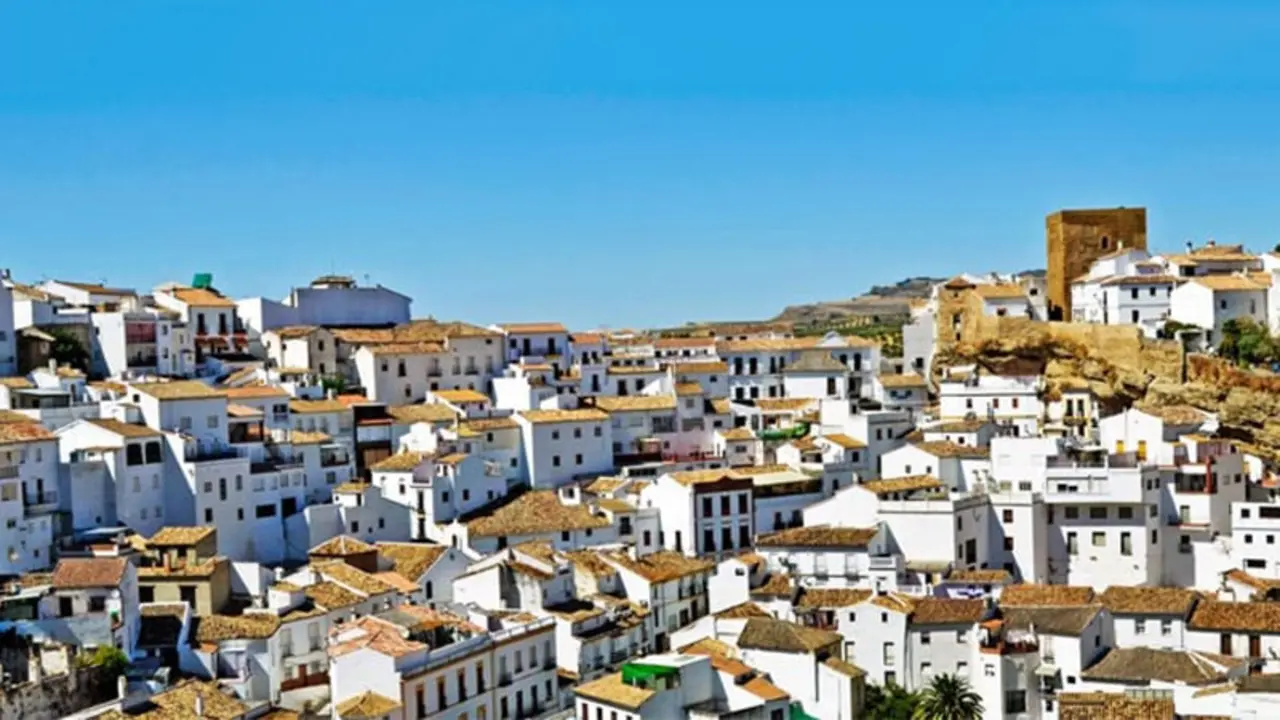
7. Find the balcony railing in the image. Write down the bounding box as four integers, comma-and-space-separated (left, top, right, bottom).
24, 491, 58, 509
542, 658, 556, 670
0, 466, 18, 480
320, 452, 351, 468
185, 446, 242, 463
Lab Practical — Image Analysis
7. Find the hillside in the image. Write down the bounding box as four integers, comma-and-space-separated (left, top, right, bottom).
773, 270, 1045, 325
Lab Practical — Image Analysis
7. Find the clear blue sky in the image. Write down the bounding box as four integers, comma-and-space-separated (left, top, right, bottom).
4, 2, 1280, 329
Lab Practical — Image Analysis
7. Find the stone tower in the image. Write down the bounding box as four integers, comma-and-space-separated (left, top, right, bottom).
1045, 207, 1147, 319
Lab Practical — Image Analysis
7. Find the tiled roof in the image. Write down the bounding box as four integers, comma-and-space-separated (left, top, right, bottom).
562, 551, 619, 579
715, 602, 772, 619
718, 427, 757, 441
795, 588, 873, 609
823, 656, 865, 679
334, 690, 403, 719
315, 560, 395, 596
707, 398, 732, 414
149, 526, 215, 547
786, 351, 846, 373
1189, 600, 1280, 633
376, 542, 447, 582
592, 395, 678, 412
574, 673, 655, 710
860, 475, 943, 496
910, 598, 987, 625
738, 617, 840, 654
385, 404, 460, 426
820, 433, 866, 449
270, 325, 320, 339
497, 322, 568, 334
51, 557, 128, 589
0, 421, 57, 444
1140, 404, 1207, 426
85, 418, 162, 438
131, 380, 224, 400
1083, 647, 1244, 685
310, 535, 375, 556
56, 279, 136, 296
584, 476, 624, 494
878, 373, 928, 389
1099, 586, 1199, 616
1001, 606, 1101, 637
304, 582, 364, 610
911, 440, 990, 458
0, 377, 34, 389
755, 398, 816, 413
433, 389, 490, 404
467, 490, 611, 537
667, 468, 747, 487
519, 408, 609, 424
1057, 692, 1175, 720
604, 550, 715, 583
193, 613, 281, 642
458, 416, 519, 433
370, 452, 430, 472
1000, 584, 1096, 607
169, 287, 235, 307
226, 403, 263, 418
372, 572, 420, 594
673, 361, 729, 374
223, 385, 289, 399
1191, 274, 1268, 292
1099, 274, 1182, 287
679, 636, 740, 658
946, 569, 1012, 584
290, 398, 349, 414
674, 382, 704, 396
290, 430, 332, 445
98, 679, 248, 720
750, 573, 793, 597
333, 481, 372, 494
597, 498, 636, 513
931, 419, 989, 433
757, 525, 878, 548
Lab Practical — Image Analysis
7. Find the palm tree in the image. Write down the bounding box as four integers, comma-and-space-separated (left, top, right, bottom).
913, 674, 983, 720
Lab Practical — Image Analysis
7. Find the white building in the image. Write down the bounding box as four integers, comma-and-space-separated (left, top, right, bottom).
0, 420, 58, 573
515, 408, 613, 489
1170, 274, 1270, 347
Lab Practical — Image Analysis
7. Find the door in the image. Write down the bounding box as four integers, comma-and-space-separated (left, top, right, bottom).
1221, 633, 1233, 655
1250, 635, 1262, 657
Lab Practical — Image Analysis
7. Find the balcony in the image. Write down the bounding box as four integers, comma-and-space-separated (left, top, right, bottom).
0, 466, 18, 481
498, 672, 512, 687
427, 367, 442, 378
251, 453, 305, 474
542, 658, 556, 670
320, 450, 351, 468
464, 366, 480, 376
23, 491, 58, 513
184, 445, 243, 463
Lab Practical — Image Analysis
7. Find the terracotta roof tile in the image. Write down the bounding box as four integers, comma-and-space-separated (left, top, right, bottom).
194, 612, 280, 642
51, 557, 128, 589
149, 526, 215, 547
860, 475, 944, 496
467, 490, 610, 537
574, 673, 655, 710
1099, 586, 1199, 616
795, 588, 873, 609
879, 373, 928, 389
1000, 584, 1096, 607
335, 690, 403, 718
592, 395, 678, 412
518, 408, 609, 424
603, 550, 715, 584
131, 380, 224, 400
1189, 600, 1280, 633
738, 617, 840, 653
86, 418, 162, 438
315, 560, 395, 596
376, 542, 447, 582
290, 398, 349, 414
757, 525, 878, 548
304, 581, 365, 610
0, 421, 57, 444
310, 535, 375, 556
910, 598, 987, 625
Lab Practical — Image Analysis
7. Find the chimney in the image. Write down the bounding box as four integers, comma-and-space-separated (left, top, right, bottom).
117, 673, 127, 699
194, 692, 205, 717
47, 358, 57, 372
274, 566, 285, 582
326, 388, 336, 400
1186, 240, 1194, 252
1207, 238, 1217, 247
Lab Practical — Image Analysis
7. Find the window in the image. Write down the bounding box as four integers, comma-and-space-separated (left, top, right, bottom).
882, 642, 895, 665
1067, 532, 1078, 555
984, 663, 995, 677
920, 632, 931, 645
1003, 538, 1014, 551
1090, 507, 1107, 520
204, 508, 213, 523
551, 431, 560, 440
1118, 506, 1133, 520
1135, 619, 1147, 634
593, 426, 602, 437
1065, 507, 1079, 519
1121, 532, 1132, 556
1161, 620, 1173, 636
1092, 531, 1106, 547
552, 456, 560, 467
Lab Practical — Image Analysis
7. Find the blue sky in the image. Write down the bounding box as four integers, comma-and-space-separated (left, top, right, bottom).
4, 2, 1280, 328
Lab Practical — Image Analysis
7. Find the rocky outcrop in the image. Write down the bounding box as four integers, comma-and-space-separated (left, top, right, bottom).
935, 315, 1280, 464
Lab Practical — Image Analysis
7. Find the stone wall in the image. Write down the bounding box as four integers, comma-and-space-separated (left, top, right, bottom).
1046, 207, 1147, 318
0, 665, 115, 720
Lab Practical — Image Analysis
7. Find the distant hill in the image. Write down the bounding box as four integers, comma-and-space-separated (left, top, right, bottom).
773, 270, 1045, 325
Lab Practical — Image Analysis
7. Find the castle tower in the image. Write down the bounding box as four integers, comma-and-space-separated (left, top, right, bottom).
1045, 207, 1147, 319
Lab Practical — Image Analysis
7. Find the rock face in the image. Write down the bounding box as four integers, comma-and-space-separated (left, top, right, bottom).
935, 315, 1280, 464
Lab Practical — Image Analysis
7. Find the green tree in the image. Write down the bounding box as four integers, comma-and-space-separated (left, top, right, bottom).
79, 645, 129, 679
320, 374, 347, 394
865, 682, 922, 720
49, 327, 89, 372
1218, 318, 1277, 367
912, 674, 984, 720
